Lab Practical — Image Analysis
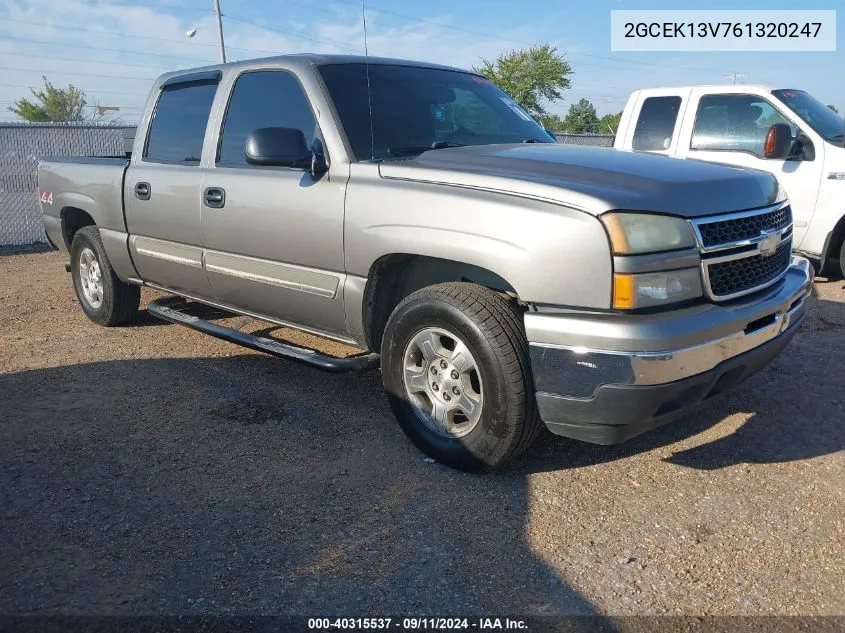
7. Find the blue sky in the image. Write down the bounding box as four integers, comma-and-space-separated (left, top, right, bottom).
0, 0, 841, 122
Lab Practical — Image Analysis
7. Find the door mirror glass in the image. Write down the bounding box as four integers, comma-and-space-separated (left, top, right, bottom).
245, 127, 311, 168
792, 130, 816, 161
764, 123, 793, 159
310, 138, 328, 178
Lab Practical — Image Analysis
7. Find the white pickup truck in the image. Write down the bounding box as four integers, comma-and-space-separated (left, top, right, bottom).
616, 85, 845, 275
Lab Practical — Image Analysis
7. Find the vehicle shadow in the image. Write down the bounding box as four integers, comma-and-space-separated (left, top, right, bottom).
0, 354, 602, 617
2, 297, 840, 618
0, 243, 53, 257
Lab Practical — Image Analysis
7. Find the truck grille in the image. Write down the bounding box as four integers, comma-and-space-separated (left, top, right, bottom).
698, 204, 792, 248
691, 202, 793, 302
706, 239, 792, 299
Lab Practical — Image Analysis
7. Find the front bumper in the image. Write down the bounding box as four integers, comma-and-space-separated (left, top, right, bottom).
527, 256, 813, 444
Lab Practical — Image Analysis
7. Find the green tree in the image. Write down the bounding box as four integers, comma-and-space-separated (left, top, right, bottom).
598, 111, 622, 134
537, 113, 565, 131
8, 76, 90, 122
562, 98, 599, 134
474, 44, 572, 118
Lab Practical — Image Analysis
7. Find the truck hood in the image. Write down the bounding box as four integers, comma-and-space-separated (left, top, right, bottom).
378, 143, 782, 217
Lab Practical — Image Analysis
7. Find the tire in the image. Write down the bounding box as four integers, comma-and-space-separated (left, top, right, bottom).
70, 226, 140, 326
839, 239, 845, 279
381, 282, 542, 471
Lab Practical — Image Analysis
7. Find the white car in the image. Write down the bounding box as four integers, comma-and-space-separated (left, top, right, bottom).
616, 85, 845, 275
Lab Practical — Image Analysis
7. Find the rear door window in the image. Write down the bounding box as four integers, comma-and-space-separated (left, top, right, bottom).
632, 96, 682, 152
144, 82, 218, 165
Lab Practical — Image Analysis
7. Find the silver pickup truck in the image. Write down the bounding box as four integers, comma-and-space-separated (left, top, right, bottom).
39, 54, 813, 470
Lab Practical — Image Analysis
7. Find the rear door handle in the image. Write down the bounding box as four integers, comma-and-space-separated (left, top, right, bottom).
203, 187, 225, 209
134, 182, 151, 200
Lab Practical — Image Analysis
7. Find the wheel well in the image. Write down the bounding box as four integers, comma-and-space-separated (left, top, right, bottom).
61, 207, 96, 249
362, 254, 518, 351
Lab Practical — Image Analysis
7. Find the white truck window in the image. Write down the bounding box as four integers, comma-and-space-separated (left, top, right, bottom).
691, 94, 795, 158
632, 96, 681, 152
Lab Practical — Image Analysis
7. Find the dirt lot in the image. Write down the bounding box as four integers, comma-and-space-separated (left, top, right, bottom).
1, 249, 843, 616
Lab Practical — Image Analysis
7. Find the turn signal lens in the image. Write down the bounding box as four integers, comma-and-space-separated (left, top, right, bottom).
613, 274, 636, 309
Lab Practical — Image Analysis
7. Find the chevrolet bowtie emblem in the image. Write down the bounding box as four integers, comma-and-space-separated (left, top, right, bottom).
758, 229, 781, 257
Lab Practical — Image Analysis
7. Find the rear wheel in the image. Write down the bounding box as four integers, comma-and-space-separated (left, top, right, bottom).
70, 226, 140, 326
381, 282, 542, 471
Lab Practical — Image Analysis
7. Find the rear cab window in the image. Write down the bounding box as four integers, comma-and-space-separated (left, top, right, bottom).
144, 76, 219, 165
632, 96, 682, 152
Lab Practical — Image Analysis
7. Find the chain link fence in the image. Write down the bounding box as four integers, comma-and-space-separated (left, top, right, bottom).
0, 123, 613, 248
553, 132, 615, 146
0, 122, 135, 247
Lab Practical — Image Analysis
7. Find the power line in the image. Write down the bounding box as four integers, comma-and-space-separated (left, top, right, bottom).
0, 101, 144, 109
0, 16, 215, 47
0, 66, 155, 81
0, 82, 149, 96
225, 13, 362, 53
0, 15, 320, 58
0, 5, 726, 85
324, 0, 726, 74
0, 35, 217, 63
81, 0, 213, 12
1, 50, 183, 71
0, 16, 257, 55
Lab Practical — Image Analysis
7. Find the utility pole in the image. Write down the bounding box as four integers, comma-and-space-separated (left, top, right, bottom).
214, 0, 226, 63
725, 72, 746, 85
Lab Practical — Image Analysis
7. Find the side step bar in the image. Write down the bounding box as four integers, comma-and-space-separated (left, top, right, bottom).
147, 296, 380, 373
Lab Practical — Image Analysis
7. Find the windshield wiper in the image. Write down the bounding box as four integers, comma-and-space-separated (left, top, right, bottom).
386, 141, 465, 157
522, 137, 550, 143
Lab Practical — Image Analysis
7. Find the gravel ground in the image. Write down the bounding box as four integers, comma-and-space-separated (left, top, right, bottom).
1, 250, 843, 616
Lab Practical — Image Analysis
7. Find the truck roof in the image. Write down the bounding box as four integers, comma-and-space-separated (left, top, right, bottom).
156, 53, 473, 84
632, 84, 779, 94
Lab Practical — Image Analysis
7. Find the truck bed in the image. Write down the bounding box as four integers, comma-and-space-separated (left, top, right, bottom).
38, 157, 130, 252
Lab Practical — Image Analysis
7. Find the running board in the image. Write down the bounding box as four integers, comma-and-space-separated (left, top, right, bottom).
147, 296, 380, 373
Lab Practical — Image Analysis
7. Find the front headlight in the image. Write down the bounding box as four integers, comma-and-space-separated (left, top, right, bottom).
601, 212, 696, 255
613, 269, 703, 309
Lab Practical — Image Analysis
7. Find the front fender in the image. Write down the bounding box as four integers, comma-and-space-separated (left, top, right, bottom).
344, 167, 614, 310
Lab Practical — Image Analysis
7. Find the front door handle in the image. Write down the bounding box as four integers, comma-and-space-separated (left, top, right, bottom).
203, 187, 225, 209
134, 182, 151, 200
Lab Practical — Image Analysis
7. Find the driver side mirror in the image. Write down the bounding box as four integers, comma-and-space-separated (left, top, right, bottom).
245, 127, 328, 177
764, 123, 792, 159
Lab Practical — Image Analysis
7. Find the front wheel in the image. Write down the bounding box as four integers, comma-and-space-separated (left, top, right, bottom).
381, 282, 542, 471
840, 239, 845, 279
70, 226, 140, 326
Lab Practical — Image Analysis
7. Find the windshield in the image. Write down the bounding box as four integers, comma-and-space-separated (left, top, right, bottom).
318, 63, 554, 161
772, 89, 844, 145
